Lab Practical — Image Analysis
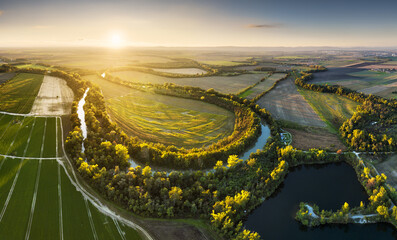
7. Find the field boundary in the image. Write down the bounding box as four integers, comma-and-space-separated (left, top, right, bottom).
24, 159, 42, 240
0, 159, 23, 223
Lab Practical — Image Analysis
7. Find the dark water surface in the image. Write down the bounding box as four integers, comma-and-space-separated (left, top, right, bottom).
245, 163, 397, 239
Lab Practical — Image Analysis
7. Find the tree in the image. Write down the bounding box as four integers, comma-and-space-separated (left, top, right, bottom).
377, 205, 389, 218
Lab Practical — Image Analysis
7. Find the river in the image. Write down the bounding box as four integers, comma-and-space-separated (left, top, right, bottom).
245, 163, 397, 239
77, 88, 89, 152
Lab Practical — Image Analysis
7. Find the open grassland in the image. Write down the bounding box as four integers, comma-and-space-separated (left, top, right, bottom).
298, 87, 359, 132
0, 73, 44, 113
109, 70, 268, 94
107, 93, 235, 149
243, 73, 287, 100
257, 78, 325, 127
0, 114, 141, 239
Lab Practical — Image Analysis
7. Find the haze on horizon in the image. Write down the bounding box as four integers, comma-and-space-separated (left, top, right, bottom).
1, 0, 397, 48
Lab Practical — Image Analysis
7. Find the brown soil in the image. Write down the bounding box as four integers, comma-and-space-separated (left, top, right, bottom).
257, 78, 326, 127
286, 128, 347, 151
30, 75, 74, 116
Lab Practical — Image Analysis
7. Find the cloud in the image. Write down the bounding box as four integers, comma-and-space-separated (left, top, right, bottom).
33, 25, 53, 29
246, 23, 283, 29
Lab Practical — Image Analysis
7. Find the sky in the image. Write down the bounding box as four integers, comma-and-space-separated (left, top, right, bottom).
1, 0, 397, 48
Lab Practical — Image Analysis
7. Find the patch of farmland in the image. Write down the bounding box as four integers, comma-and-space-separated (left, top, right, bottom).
286, 128, 347, 151
257, 78, 325, 127
298, 88, 359, 132
30, 76, 74, 116
152, 68, 207, 75
0, 73, 16, 85
244, 73, 287, 100
0, 114, 142, 239
107, 93, 235, 149
111, 70, 268, 94
311, 68, 397, 99
0, 73, 44, 113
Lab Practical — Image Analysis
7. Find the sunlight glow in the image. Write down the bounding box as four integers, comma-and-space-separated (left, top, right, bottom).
109, 33, 123, 48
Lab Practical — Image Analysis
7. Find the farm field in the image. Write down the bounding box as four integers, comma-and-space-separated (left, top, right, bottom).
0, 113, 142, 240
30, 75, 75, 116
285, 127, 347, 151
107, 93, 234, 148
0, 73, 44, 113
311, 68, 397, 98
297, 87, 360, 132
152, 68, 207, 75
0, 73, 16, 85
110, 70, 268, 94
85, 75, 235, 148
257, 78, 325, 127
243, 73, 287, 100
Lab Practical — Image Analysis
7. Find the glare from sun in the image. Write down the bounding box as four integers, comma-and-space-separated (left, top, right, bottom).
110, 33, 123, 48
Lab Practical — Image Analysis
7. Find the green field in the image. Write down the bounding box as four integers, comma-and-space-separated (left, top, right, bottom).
0, 113, 142, 239
107, 92, 235, 148
108, 70, 268, 94
0, 73, 44, 113
86, 74, 236, 148
298, 88, 360, 132
242, 73, 287, 99
15, 63, 55, 70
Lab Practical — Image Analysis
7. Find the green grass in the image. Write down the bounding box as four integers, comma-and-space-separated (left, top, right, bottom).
238, 90, 254, 98
0, 160, 38, 239
244, 73, 287, 99
0, 116, 25, 154
118, 221, 142, 239
7, 117, 35, 156
15, 63, 55, 70
43, 118, 57, 158
107, 93, 234, 148
0, 115, 142, 239
61, 167, 95, 240
0, 73, 44, 113
88, 201, 124, 240
0, 158, 24, 209
298, 87, 360, 132
25, 117, 46, 158
29, 160, 60, 239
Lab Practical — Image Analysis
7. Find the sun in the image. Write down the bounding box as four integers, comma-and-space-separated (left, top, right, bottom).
109, 33, 123, 48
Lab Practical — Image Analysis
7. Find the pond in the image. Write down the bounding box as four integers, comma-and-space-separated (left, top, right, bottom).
245, 163, 397, 239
